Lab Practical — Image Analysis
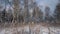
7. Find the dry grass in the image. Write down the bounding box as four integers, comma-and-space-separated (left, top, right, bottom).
0, 21, 60, 28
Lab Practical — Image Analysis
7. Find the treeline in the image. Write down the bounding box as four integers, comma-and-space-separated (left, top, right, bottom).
0, 0, 60, 23
0, 6, 60, 23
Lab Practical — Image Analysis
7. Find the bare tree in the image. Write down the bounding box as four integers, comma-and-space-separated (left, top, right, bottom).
13, 0, 20, 23
33, 2, 41, 22
24, 0, 29, 23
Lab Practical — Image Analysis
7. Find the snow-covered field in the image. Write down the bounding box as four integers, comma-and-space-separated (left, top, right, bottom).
0, 24, 60, 34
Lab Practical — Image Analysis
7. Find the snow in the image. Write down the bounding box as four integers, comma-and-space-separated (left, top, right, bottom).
0, 25, 60, 34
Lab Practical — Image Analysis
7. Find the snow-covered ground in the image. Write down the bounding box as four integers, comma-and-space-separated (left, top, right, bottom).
0, 24, 60, 34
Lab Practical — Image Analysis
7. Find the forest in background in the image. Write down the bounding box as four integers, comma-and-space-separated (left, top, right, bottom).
0, 0, 60, 24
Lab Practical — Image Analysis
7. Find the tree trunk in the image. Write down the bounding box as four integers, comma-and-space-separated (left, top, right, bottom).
24, 0, 29, 23
13, 0, 20, 23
